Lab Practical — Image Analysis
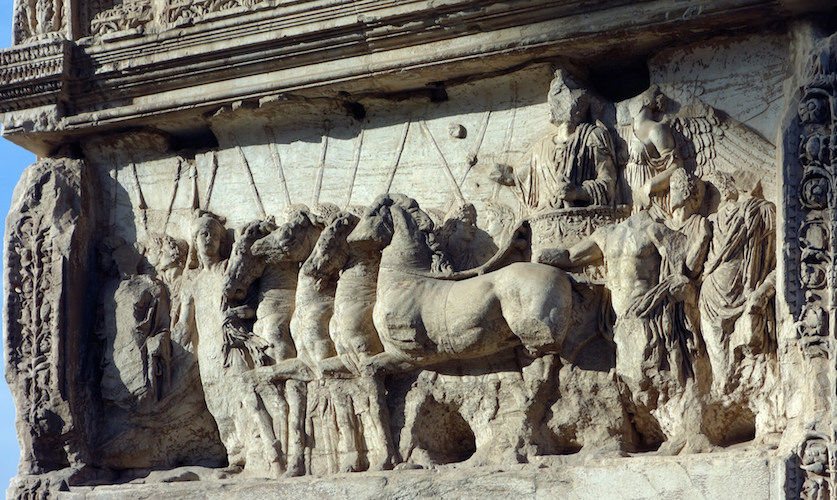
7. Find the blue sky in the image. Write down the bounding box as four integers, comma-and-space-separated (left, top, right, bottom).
1, 0, 37, 489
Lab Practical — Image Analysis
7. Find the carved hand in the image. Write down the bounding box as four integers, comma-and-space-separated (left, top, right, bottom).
534, 248, 571, 268
227, 305, 255, 320
489, 163, 515, 186
634, 183, 652, 209
552, 181, 575, 204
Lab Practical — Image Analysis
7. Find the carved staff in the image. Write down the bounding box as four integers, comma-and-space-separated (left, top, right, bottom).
129, 159, 149, 231
163, 157, 182, 230
188, 161, 199, 211
459, 109, 491, 187
264, 125, 291, 206
419, 120, 465, 204
203, 151, 219, 211
233, 137, 267, 219
313, 120, 331, 206
344, 127, 365, 208
493, 84, 518, 199
385, 120, 410, 193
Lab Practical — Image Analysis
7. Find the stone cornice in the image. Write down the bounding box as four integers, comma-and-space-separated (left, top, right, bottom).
0, 0, 813, 153
0, 40, 71, 112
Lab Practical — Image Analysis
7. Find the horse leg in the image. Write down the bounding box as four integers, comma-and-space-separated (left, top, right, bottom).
361, 351, 417, 377
259, 311, 297, 361
496, 263, 572, 357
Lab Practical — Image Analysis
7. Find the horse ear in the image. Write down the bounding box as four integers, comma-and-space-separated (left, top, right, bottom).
304, 211, 327, 229
389, 204, 417, 236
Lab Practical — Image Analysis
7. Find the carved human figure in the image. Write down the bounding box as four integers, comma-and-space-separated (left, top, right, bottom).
538, 168, 710, 451
101, 261, 173, 409
100, 232, 193, 410
699, 173, 776, 394
491, 68, 617, 213
143, 234, 190, 399
175, 212, 285, 476
436, 203, 497, 271
799, 435, 830, 500
796, 291, 829, 358
12, 0, 63, 43
623, 86, 683, 212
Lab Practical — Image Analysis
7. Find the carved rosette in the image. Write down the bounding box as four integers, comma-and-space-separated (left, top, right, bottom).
789, 40, 837, 500
89, 0, 153, 37
795, 53, 835, 360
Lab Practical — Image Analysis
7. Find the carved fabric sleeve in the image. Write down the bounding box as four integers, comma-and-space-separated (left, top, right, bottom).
579, 125, 617, 206
172, 285, 197, 349
684, 215, 711, 279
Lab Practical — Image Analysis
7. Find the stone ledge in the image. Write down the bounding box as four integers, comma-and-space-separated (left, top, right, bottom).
50, 451, 788, 500
0, 0, 796, 153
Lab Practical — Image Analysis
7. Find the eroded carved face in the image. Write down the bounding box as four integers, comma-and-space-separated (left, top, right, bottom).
708, 171, 738, 203
669, 168, 700, 212
149, 235, 186, 272
548, 88, 589, 128
193, 217, 224, 261
407, 204, 434, 234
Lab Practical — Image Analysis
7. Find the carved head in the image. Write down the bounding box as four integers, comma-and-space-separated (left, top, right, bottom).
146, 234, 188, 274
222, 218, 278, 301
628, 85, 666, 118
190, 211, 226, 269
347, 194, 435, 249
669, 168, 702, 213
313, 202, 343, 225
706, 171, 739, 203
251, 210, 324, 263
347, 195, 397, 248
440, 202, 478, 247
548, 68, 590, 128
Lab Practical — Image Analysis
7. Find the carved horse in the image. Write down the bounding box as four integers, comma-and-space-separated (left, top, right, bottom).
347, 194, 575, 371
223, 210, 324, 361
290, 212, 359, 372
321, 215, 386, 376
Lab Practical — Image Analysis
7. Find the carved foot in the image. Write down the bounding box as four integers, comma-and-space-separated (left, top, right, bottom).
655, 434, 716, 456
368, 453, 396, 471
284, 461, 305, 478
394, 462, 424, 471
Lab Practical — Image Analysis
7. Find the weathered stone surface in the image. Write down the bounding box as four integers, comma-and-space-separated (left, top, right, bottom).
3, 1, 837, 499
48, 453, 786, 500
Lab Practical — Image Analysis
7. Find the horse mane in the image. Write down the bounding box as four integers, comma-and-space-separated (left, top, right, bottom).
374, 194, 452, 273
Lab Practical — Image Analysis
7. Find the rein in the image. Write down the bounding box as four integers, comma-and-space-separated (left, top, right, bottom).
378, 221, 530, 281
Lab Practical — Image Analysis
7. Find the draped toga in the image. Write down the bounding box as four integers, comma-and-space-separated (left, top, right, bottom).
512, 121, 617, 212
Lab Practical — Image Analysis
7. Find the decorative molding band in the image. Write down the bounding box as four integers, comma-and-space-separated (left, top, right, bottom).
0, 40, 70, 112
0, 0, 804, 150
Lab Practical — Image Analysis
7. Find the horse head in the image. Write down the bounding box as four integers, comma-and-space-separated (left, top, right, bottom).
223, 218, 277, 302
301, 212, 360, 287
249, 209, 325, 266
348, 194, 441, 270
